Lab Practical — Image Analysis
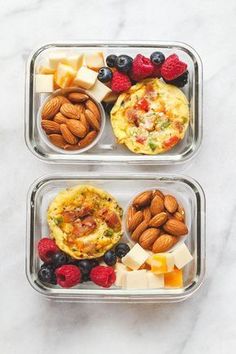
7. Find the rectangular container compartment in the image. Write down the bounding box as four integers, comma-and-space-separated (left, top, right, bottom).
25, 41, 202, 165
26, 173, 205, 302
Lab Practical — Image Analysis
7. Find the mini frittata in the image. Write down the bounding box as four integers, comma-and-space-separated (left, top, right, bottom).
47, 185, 123, 259
110, 78, 189, 154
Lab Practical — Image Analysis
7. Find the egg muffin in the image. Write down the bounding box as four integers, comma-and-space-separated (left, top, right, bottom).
47, 185, 123, 259
110, 78, 189, 155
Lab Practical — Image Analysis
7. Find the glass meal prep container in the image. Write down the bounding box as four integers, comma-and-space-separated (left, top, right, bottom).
26, 173, 205, 302
25, 41, 203, 165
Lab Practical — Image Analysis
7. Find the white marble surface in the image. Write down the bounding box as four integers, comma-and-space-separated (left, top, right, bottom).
1, 0, 236, 352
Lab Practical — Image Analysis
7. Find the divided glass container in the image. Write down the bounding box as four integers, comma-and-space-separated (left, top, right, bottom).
26, 173, 205, 303
25, 41, 203, 165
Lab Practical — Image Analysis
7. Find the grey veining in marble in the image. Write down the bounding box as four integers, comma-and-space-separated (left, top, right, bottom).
1, 0, 236, 353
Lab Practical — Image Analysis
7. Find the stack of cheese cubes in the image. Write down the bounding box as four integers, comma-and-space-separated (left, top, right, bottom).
115, 242, 193, 289
35, 51, 112, 102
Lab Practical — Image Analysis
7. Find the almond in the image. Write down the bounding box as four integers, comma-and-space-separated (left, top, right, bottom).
126, 205, 136, 229
150, 195, 164, 215
41, 120, 60, 134
178, 204, 185, 222
143, 207, 152, 222
149, 212, 168, 228
173, 211, 184, 222
133, 191, 152, 209
85, 109, 100, 131
131, 220, 149, 242
127, 211, 143, 232
68, 92, 89, 103
54, 112, 68, 124
48, 134, 67, 148
152, 189, 164, 200
85, 99, 100, 121
66, 119, 87, 138
80, 113, 90, 134
41, 97, 61, 119
78, 131, 97, 149
75, 103, 85, 115
139, 228, 160, 249
60, 124, 78, 145
60, 103, 79, 119
164, 195, 178, 213
152, 234, 178, 253
56, 95, 71, 105
64, 144, 80, 151
163, 219, 188, 236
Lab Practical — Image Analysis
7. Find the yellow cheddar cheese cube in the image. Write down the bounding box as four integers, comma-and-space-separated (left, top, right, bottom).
38, 66, 56, 75
54, 63, 76, 89
164, 268, 183, 288
147, 253, 174, 275
87, 80, 112, 102
35, 74, 54, 93
85, 52, 105, 71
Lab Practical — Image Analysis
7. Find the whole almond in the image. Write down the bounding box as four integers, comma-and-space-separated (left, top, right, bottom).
75, 103, 85, 115
80, 113, 90, 134
143, 207, 152, 222
152, 234, 178, 253
164, 195, 178, 213
139, 228, 160, 250
78, 131, 97, 149
42, 97, 61, 119
163, 219, 188, 236
150, 195, 164, 215
178, 204, 186, 222
152, 189, 164, 200
127, 205, 136, 228
85, 99, 100, 121
131, 220, 149, 242
133, 191, 152, 209
54, 112, 68, 124
64, 144, 80, 151
149, 212, 168, 228
48, 134, 67, 148
41, 120, 60, 134
127, 211, 143, 232
60, 103, 79, 119
173, 211, 184, 222
68, 92, 89, 103
56, 95, 71, 106
60, 124, 78, 145
66, 119, 87, 138
85, 109, 100, 131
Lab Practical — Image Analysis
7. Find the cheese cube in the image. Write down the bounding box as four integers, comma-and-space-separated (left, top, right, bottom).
123, 270, 148, 289
122, 244, 149, 270
147, 272, 164, 288
103, 91, 119, 103
164, 268, 183, 288
87, 80, 112, 102
114, 263, 130, 287
48, 52, 66, 69
54, 63, 76, 89
85, 52, 105, 71
35, 74, 54, 93
172, 243, 193, 269
74, 66, 97, 89
62, 54, 85, 71
147, 253, 174, 274
38, 66, 56, 75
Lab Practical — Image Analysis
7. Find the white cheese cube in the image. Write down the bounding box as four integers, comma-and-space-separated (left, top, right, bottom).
74, 66, 97, 89
87, 80, 112, 102
122, 243, 149, 270
35, 74, 54, 93
114, 263, 129, 287
48, 52, 66, 69
62, 54, 85, 70
123, 270, 148, 289
37, 66, 56, 75
85, 52, 105, 71
147, 272, 164, 288
172, 243, 193, 269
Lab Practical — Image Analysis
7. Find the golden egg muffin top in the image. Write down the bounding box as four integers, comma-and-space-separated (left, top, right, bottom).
110, 78, 190, 155
47, 185, 123, 259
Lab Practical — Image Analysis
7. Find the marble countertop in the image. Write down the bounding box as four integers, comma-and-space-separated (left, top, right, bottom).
1, 0, 236, 353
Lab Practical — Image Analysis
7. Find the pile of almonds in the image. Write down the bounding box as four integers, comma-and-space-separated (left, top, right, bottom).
126, 190, 188, 253
41, 91, 101, 151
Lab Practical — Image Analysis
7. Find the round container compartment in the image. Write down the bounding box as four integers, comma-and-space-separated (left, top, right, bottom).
37, 87, 106, 154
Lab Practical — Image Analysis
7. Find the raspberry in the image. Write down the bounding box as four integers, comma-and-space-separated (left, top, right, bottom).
130, 54, 154, 81
161, 54, 187, 81
151, 64, 162, 78
111, 71, 131, 92
55, 265, 81, 288
90, 266, 116, 288
38, 238, 59, 263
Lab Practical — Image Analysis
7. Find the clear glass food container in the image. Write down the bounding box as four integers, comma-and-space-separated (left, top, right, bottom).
25, 41, 203, 165
26, 173, 206, 302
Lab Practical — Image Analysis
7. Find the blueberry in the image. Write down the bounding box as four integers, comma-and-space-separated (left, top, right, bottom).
90, 259, 99, 269
77, 259, 92, 276
115, 55, 133, 73
150, 51, 165, 65
115, 243, 130, 258
104, 250, 117, 266
165, 70, 189, 88
52, 251, 68, 268
106, 54, 118, 68
81, 274, 90, 282
38, 265, 57, 284
98, 67, 113, 83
